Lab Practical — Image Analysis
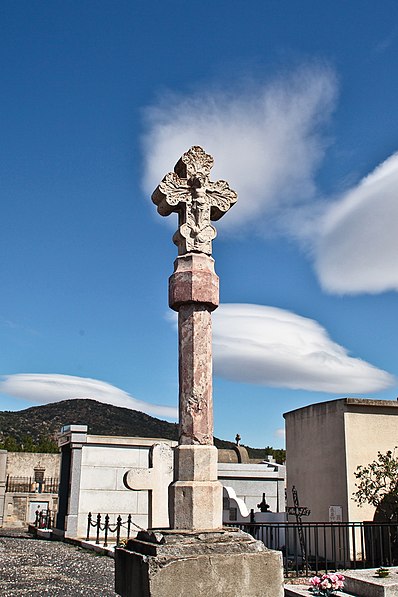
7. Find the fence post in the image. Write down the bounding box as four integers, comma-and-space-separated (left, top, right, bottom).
116, 515, 122, 546
104, 514, 110, 547
95, 513, 101, 545
86, 512, 92, 541
127, 514, 132, 539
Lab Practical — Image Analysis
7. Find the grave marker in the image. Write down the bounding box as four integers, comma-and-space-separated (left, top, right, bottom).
123, 443, 173, 528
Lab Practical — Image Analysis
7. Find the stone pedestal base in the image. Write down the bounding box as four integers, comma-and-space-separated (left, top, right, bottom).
169, 445, 223, 530
115, 528, 284, 597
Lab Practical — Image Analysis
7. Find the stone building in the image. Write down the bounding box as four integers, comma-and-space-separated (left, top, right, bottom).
55, 425, 286, 539
284, 397, 398, 523
0, 450, 60, 527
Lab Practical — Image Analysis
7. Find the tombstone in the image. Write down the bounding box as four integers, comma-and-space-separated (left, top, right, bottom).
123, 443, 173, 528
115, 147, 284, 597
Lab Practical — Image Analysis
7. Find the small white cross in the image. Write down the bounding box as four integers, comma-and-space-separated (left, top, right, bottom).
124, 443, 173, 529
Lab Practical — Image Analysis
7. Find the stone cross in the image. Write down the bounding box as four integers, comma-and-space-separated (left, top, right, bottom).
123, 443, 173, 529
152, 146, 237, 531
152, 146, 237, 256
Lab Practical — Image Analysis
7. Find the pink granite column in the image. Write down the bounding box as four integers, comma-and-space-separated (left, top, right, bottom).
168, 253, 223, 530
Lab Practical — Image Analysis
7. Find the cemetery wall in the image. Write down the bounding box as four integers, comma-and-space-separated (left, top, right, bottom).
1, 451, 60, 527
6, 452, 60, 477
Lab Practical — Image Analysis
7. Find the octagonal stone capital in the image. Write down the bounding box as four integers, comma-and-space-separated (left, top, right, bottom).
169, 253, 219, 312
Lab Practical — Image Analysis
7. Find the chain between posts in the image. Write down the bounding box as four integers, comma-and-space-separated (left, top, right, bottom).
86, 512, 142, 547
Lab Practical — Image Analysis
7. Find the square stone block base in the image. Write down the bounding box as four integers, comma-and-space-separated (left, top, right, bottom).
343, 567, 398, 597
115, 528, 284, 597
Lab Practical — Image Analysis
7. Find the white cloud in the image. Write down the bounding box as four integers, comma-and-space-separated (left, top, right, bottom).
142, 67, 398, 297
212, 304, 394, 392
142, 66, 337, 232
274, 428, 286, 439
314, 152, 398, 294
0, 373, 177, 419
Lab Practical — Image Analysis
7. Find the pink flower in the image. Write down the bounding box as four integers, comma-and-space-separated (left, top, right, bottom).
310, 576, 321, 586
321, 579, 331, 589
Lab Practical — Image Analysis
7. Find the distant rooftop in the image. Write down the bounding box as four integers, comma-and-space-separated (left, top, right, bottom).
283, 397, 398, 418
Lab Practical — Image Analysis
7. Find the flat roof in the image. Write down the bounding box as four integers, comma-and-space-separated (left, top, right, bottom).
283, 397, 398, 418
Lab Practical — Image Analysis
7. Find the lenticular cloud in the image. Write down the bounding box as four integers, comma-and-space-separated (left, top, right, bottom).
213, 304, 394, 392
315, 152, 398, 294
142, 65, 337, 231
0, 373, 177, 419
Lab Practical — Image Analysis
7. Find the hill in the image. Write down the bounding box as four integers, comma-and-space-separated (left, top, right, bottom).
0, 398, 285, 462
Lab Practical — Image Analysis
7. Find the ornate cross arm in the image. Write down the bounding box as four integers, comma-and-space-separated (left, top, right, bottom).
152, 146, 237, 255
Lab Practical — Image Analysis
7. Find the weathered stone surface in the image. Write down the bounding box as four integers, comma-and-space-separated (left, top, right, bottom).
169, 253, 219, 311
123, 443, 173, 528
344, 567, 398, 597
169, 444, 223, 529
178, 303, 214, 446
152, 146, 237, 256
169, 479, 223, 530
175, 444, 218, 481
115, 529, 284, 597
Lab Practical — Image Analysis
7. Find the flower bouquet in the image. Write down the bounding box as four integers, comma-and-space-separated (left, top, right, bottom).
309, 573, 345, 596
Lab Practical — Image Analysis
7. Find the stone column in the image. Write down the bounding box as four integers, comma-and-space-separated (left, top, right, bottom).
168, 253, 222, 530
55, 424, 88, 539
0, 450, 7, 527
115, 146, 284, 597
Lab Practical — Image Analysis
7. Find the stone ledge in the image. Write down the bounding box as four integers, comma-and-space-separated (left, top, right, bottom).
344, 567, 398, 597
284, 586, 351, 597
116, 534, 284, 597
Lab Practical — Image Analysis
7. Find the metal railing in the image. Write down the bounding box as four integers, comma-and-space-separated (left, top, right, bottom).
86, 513, 143, 548
34, 509, 55, 529
227, 521, 398, 577
6, 475, 59, 494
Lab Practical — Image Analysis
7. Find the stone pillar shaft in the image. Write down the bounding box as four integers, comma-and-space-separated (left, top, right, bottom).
178, 305, 213, 445
169, 252, 223, 530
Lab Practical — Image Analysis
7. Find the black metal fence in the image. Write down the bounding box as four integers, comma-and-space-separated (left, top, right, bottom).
228, 521, 398, 577
34, 509, 55, 529
6, 475, 59, 494
86, 513, 142, 547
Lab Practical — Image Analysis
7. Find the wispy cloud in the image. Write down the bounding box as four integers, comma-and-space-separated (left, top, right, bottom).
0, 373, 177, 419
142, 66, 398, 297
142, 65, 337, 233
0, 316, 39, 336
212, 304, 394, 393
314, 152, 398, 294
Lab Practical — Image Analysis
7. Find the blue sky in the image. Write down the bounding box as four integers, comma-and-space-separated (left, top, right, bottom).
1, 1, 398, 449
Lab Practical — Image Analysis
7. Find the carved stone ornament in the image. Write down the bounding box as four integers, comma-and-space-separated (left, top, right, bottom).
152, 146, 238, 255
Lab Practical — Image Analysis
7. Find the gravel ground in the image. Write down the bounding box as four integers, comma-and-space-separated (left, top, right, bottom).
0, 528, 117, 597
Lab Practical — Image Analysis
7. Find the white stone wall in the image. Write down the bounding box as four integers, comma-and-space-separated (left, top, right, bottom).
218, 462, 285, 513
58, 429, 178, 539
77, 443, 150, 538
57, 427, 286, 539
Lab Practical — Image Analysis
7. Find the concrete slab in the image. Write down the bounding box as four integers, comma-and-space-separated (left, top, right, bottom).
344, 567, 398, 597
284, 585, 351, 596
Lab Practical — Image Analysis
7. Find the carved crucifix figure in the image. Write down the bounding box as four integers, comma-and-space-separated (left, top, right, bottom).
152, 146, 237, 255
